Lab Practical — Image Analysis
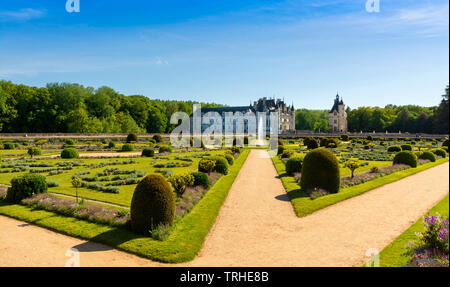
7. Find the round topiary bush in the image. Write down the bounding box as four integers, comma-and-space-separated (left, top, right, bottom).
387, 145, 401, 153
401, 144, 412, 151
142, 148, 155, 157
121, 144, 134, 152
306, 138, 319, 150
340, 134, 349, 141
432, 148, 447, 158
204, 156, 229, 175
61, 148, 79, 159
223, 154, 234, 166
153, 134, 163, 143
108, 141, 116, 148
130, 174, 175, 234
300, 148, 340, 194
65, 139, 76, 146
418, 151, 436, 162
6, 174, 48, 203
126, 133, 138, 143
442, 139, 449, 148
285, 156, 303, 175
158, 145, 172, 153
191, 172, 210, 189
393, 151, 418, 168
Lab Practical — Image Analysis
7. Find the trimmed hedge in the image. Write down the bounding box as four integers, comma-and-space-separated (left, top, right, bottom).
285, 156, 303, 175
130, 174, 175, 235
126, 133, 138, 143
418, 151, 436, 162
223, 154, 234, 166
304, 137, 319, 149
191, 172, 211, 189
121, 144, 135, 152
142, 149, 155, 157
393, 151, 418, 168
6, 174, 48, 203
387, 145, 401, 153
432, 148, 447, 158
158, 145, 172, 153
61, 148, 79, 159
300, 148, 340, 193
401, 144, 412, 151
153, 134, 163, 143
203, 156, 229, 175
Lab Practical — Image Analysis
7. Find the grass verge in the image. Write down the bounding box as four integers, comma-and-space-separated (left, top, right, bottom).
272, 156, 449, 218
371, 194, 449, 267
0, 149, 250, 263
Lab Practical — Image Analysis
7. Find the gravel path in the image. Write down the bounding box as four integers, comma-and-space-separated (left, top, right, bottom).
0, 150, 448, 266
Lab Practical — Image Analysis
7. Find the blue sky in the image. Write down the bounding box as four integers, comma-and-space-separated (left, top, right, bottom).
0, 0, 448, 109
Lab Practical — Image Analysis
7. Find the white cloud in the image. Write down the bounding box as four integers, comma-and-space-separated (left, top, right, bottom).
0, 8, 45, 22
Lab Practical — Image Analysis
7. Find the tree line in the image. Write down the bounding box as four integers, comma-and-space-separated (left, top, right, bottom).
296, 86, 449, 134
0, 81, 224, 134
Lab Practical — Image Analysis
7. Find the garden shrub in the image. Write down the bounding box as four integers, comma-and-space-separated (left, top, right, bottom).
65, 139, 76, 146
108, 141, 116, 148
121, 144, 135, 152
305, 138, 319, 149
277, 145, 285, 155
419, 151, 436, 162
366, 135, 373, 141
340, 134, 349, 141
223, 154, 234, 166
442, 139, 449, 148
204, 156, 229, 175
130, 174, 175, 235
432, 148, 447, 158
300, 148, 340, 194
393, 151, 418, 168
285, 156, 303, 175
3, 142, 15, 150
168, 173, 194, 197
281, 149, 295, 159
158, 145, 172, 153
142, 148, 155, 157
61, 148, 79, 159
230, 146, 241, 154
278, 139, 284, 146
6, 174, 48, 203
153, 134, 163, 143
126, 133, 138, 143
401, 144, 413, 151
191, 172, 210, 189
198, 159, 215, 174
387, 145, 401, 153
27, 147, 42, 158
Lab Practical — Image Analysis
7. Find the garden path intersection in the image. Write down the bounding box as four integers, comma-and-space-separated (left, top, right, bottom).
0, 150, 448, 266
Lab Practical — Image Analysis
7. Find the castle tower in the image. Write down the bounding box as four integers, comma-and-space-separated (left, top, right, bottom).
328, 94, 347, 133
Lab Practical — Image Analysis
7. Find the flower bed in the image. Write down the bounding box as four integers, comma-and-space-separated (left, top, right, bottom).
340, 164, 411, 188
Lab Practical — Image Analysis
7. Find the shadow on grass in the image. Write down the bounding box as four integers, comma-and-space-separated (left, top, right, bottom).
87, 228, 148, 251
278, 173, 309, 200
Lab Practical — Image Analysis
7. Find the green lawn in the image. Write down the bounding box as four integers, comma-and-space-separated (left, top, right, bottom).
273, 155, 449, 218
0, 149, 250, 263
371, 194, 449, 267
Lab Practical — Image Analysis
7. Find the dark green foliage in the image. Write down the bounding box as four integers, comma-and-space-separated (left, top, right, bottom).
158, 145, 172, 153
126, 133, 138, 143
27, 147, 42, 158
443, 139, 449, 148
61, 148, 79, 159
285, 156, 303, 175
142, 148, 155, 157
153, 134, 163, 143
203, 156, 229, 175
191, 172, 210, 189
108, 141, 116, 148
366, 135, 373, 141
300, 148, 340, 194
130, 174, 175, 235
306, 138, 319, 149
223, 154, 234, 165
6, 174, 48, 203
387, 145, 402, 153
277, 145, 285, 155
419, 151, 436, 162
121, 144, 134, 152
432, 148, 447, 158
340, 134, 349, 141
281, 149, 294, 159
278, 139, 284, 146
3, 142, 15, 150
320, 137, 339, 148
401, 144, 412, 151
393, 151, 418, 168
65, 139, 75, 145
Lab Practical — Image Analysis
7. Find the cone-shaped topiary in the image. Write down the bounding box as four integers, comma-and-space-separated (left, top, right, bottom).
393, 151, 418, 168
300, 148, 340, 194
130, 174, 175, 235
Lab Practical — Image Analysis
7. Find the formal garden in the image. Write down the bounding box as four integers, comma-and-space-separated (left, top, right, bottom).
0, 134, 250, 262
